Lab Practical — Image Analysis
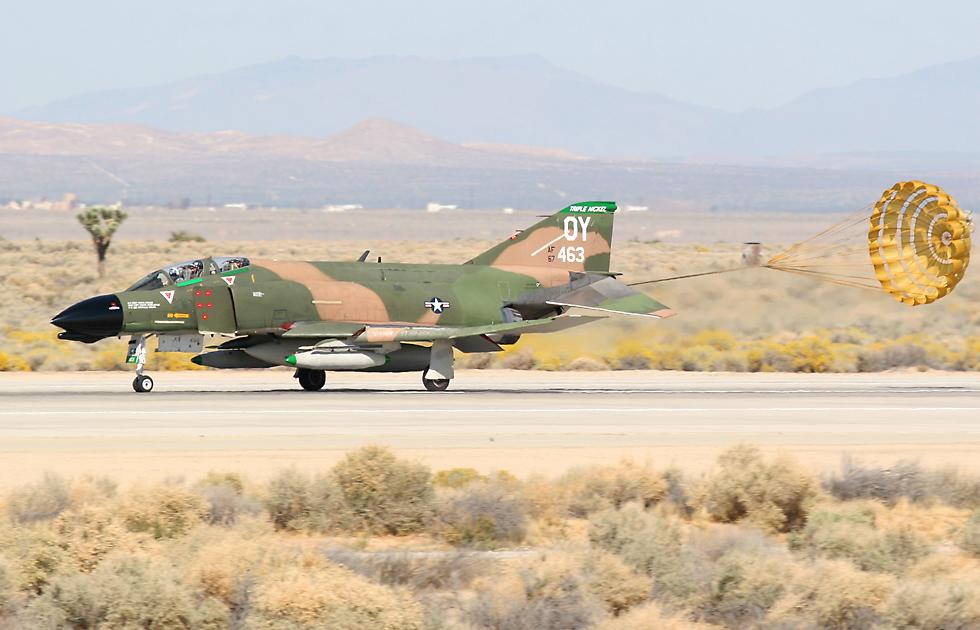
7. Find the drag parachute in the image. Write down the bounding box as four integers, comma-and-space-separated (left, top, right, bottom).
766, 181, 972, 306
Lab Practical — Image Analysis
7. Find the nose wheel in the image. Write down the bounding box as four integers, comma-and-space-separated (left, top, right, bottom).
133, 375, 154, 393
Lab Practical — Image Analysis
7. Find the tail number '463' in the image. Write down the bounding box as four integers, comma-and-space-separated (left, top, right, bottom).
556, 246, 585, 262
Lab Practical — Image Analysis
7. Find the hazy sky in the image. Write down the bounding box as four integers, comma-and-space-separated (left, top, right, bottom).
2, 0, 978, 114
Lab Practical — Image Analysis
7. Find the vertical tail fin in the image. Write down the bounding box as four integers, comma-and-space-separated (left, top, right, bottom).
466, 202, 616, 272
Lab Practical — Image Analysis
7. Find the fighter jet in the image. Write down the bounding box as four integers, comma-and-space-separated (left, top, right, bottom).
51, 202, 673, 392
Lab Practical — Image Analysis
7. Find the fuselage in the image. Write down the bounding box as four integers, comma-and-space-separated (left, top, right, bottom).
55, 257, 579, 340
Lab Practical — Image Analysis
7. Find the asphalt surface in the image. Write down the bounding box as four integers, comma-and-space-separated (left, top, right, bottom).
0, 370, 977, 484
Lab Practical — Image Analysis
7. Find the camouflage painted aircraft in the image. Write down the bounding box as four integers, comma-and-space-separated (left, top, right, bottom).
51, 202, 673, 392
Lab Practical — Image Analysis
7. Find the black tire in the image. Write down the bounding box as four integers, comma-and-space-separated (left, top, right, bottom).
422, 375, 450, 392
297, 369, 326, 391
132, 375, 154, 393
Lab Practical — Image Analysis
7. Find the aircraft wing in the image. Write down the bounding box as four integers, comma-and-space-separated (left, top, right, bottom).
213, 314, 603, 354
546, 276, 675, 318
352, 314, 603, 345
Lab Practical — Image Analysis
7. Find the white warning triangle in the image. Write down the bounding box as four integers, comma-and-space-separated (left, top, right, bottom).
222, 276, 236, 286
160, 290, 175, 304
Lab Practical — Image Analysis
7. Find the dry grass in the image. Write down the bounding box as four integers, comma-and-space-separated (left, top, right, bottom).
1, 238, 978, 371
0, 445, 976, 628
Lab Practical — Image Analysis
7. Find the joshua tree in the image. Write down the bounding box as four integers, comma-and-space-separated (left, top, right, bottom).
77, 207, 127, 277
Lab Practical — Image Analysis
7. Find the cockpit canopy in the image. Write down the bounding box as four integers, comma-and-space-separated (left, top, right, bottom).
126, 256, 250, 291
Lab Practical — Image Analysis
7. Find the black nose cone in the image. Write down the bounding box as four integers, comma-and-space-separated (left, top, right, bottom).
51, 294, 123, 342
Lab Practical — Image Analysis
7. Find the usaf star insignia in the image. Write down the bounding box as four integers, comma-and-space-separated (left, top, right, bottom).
424, 297, 450, 314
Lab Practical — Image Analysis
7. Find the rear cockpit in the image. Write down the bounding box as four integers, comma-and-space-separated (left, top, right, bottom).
125, 256, 251, 291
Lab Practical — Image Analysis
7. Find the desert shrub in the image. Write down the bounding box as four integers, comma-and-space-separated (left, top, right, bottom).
324, 547, 484, 591
698, 550, 790, 627
696, 445, 818, 532
464, 554, 600, 630
580, 551, 651, 616
195, 484, 261, 526
52, 506, 136, 573
3, 528, 70, 594
662, 467, 693, 515
663, 525, 792, 625
960, 509, 980, 557
856, 341, 935, 372
264, 469, 314, 531
587, 507, 691, 602
22, 552, 227, 629
194, 472, 259, 526
497, 348, 537, 370
436, 481, 528, 548
882, 578, 980, 629
250, 561, 423, 630
186, 540, 249, 605
433, 468, 484, 489
789, 505, 930, 574
197, 471, 245, 494
594, 601, 713, 629
5, 473, 72, 524
824, 457, 929, 505
922, 467, 980, 508
609, 340, 653, 370
769, 560, 893, 629
168, 230, 206, 243
0, 554, 17, 616
565, 356, 607, 371
559, 460, 667, 518
0, 351, 30, 371
331, 446, 434, 535
118, 485, 208, 539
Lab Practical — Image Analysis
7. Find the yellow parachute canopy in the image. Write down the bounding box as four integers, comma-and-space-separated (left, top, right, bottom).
767, 181, 972, 306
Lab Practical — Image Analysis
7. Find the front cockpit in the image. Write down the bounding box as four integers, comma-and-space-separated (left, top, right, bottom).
125, 256, 251, 291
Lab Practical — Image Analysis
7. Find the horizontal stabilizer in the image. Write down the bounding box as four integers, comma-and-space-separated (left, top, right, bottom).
547, 277, 674, 318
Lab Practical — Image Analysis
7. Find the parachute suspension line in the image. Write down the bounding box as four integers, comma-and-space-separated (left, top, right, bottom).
627, 267, 746, 287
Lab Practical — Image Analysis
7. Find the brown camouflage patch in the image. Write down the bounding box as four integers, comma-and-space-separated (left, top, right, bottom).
255, 260, 390, 323
255, 260, 329, 284
305, 281, 390, 323
415, 310, 441, 325
488, 226, 611, 271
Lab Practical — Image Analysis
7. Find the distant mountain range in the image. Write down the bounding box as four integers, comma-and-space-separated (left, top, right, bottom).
3, 114, 978, 210
16, 54, 980, 160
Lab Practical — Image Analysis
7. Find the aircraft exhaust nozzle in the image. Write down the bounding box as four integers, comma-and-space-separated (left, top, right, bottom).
285, 351, 386, 370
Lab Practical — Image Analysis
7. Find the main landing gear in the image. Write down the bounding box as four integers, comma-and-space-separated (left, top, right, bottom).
422, 339, 454, 392
129, 335, 154, 393
422, 375, 450, 391
295, 368, 326, 391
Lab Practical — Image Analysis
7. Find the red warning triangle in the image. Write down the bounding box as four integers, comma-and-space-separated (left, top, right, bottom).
222, 276, 236, 286
160, 290, 175, 304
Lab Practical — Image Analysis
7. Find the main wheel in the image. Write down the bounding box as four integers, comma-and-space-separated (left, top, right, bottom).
132, 375, 154, 393
297, 369, 326, 391
422, 375, 450, 392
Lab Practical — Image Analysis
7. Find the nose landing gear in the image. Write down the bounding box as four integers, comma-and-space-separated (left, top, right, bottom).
128, 335, 154, 393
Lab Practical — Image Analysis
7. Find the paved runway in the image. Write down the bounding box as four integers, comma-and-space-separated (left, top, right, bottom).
0, 370, 977, 486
